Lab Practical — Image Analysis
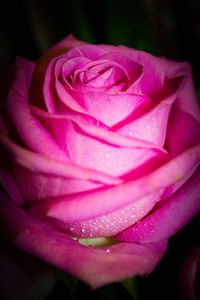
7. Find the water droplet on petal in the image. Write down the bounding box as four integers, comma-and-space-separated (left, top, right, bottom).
105, 248, 111, 253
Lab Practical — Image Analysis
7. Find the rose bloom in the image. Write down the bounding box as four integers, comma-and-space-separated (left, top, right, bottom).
179, 247, 200, 300
0, 35, 200, 288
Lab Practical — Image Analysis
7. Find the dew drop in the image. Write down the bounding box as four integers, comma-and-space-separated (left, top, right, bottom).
105, 248, 111, 253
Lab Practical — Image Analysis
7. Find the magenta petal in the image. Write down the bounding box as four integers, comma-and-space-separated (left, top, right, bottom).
71, 43, 108, 60
0, 192, 167, 288
178, 247, 200, 300
6, 57, 69, 163
69, 89, 153, 127
31, 105, 167, 153
28, 144, 200, 224
125, 49, 165, 96
166, 109, 200, 156
116, 92, 177, 147
158, 57, 200, 124
43, 56, 88, 114
0, 135, 121, 186
100, 52, 143, 83
0, 165, 23, 206
31, 105, 167, 177
98, 44, 165, 96
37, 117, 159, 177
52, 191, 162, 238
116, 167, 200, 243
13, 164, 102, 204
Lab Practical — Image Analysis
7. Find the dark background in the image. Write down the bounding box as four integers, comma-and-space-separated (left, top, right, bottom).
1, 0, 200, 85
0, 0, 200, 299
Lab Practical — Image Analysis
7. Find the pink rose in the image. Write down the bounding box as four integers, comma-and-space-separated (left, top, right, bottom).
179, 247, 200, 300
0, 34, 200, 288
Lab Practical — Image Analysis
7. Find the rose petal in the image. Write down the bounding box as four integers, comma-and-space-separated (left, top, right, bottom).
0, 159, 23, 206
99, 52, 143, 84
43, 56, 89, 113
69, 43, 108, 60
0, 134, 122, 187
158, 57, 200, 124
31, 107, 163, 177
0, 191, 168, 289
115, 93, 176, 147
0, 118, 23, 205
121, 47, 165, 96
115, 167, 200, 243
13, 163, 102, 205
31, 105, 167, 154
158, 109, 200, 200
54, 190, 163, 238
69, 90, 153, 127
28, 144, 200, 223
166, 109, 200, 156
178, 247, 200, 300
6, 57, 69, 163
97, 44, 165, 97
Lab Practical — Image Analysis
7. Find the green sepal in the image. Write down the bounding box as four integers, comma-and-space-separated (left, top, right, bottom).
121, 277, 140, 300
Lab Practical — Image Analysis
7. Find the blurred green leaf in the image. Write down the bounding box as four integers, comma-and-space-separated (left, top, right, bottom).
57, 270, 79, 298
122, 277, 139, 300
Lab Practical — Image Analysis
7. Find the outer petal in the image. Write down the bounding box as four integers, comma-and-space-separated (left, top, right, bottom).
28, 144, 200, 224
115, 167, 200, 243
6, 57, 69, 163
166, 109, 200, 156
0, 134, 121, 186
178, 247, 200, 300
0, 191, 168, 289
158, 57, 200, 124
13, 164, 102, 205
0, 122, 23, 205
0, 161, 23, 206
159, 109, 200, 200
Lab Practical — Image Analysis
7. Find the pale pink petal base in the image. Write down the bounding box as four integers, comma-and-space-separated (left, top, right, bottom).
0, 191, 167, 289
